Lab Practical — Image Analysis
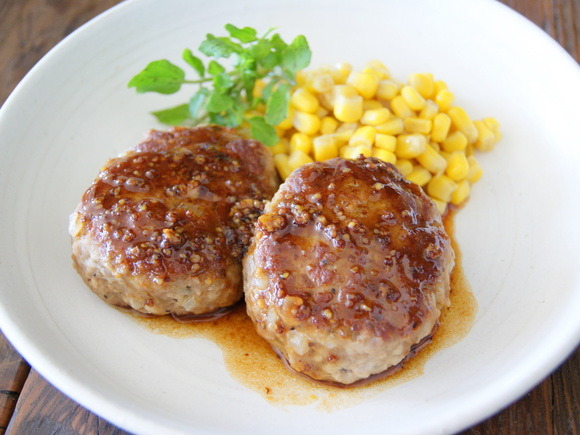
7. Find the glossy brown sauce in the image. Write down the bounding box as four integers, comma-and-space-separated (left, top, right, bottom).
133, 208, 476, 410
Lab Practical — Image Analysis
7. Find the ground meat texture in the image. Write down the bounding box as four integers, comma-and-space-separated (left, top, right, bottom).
243, 156, 454, 385
70, 125, 279, 316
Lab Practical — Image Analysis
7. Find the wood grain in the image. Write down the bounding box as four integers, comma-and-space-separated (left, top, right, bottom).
0, 0, 578, 434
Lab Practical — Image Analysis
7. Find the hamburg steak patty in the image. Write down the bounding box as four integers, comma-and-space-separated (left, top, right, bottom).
244, 156, 454, 385
70, 125, 278, 316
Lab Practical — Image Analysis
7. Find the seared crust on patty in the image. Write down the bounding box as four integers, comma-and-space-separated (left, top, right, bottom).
70, 125, 278, 316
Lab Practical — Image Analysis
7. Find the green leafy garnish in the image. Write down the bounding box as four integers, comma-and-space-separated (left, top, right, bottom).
128, 24, 312, 146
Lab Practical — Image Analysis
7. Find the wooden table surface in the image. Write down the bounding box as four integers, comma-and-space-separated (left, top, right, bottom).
0, 0, 578, 433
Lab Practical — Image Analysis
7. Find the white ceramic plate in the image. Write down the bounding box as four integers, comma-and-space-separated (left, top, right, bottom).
1, 0, 579, 433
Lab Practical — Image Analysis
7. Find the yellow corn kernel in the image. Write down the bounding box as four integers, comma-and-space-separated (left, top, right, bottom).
430, 141, 441, 152
375, 118, 404, 135
349, 126, 376, 147
431, 113, 452, 143
330, 62, 352, 85
406, 166, 432, 187
419, 99, 439, 120
278, 107, 294, 130
333, 84, 358, 99
320, 116, 339, 135
269, 141, 287, 155
451, 179, 470, 205
467, 156, 483, 183
400, 85, 426, 111
395, 134, 427, 158
390, 95, 415, 118
417, 144, 447, 174
274, 154, 292, 180
342, 145, 372, 159
361, 108, 391, 126
435, 89, 454, 112
395, 159, 414, 176
313, 135, 339, 161
442, 131, 468, 152
334, 122, 359, 142
433, 80, 448, 95
347, 71, 379, 99
295, 70, 307, 87
291, 88, 319, 113
404, 117, 432, 134
407, 73, 434, 99
293, 111, 321, 135
483, 117, 501, 134
334, 94, 363, 123
376, 80, 400, 101
474, 120, 497, 152
447, 106, 478, 143
288, 149, 314, 172
306, 72, 334, 93
365, 60, 391, 78
446, 151, 469, 181
374, 134, 397, 151
431, 197, 448, 215
253, 79, 267, 98
290, 132, 312, 154
362, 100, 384, 110
372, 148, 397, 164
316, 107, 329, 119
427, 174, 457, 202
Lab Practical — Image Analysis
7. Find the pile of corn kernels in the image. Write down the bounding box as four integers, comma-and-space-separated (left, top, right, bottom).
257, 60, 500, 214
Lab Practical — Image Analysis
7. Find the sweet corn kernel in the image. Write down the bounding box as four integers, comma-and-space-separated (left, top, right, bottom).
376, 80, 399, 101
474, 120, 496, 152
320, 116, 339, 135
417, 144, 447, 174
330, 62, 352, 84
374, 134, 397, 151
253, 79, 267, 98
365, 60, 391, 78
333, 84, 358, 99
451, 179, 470, 205
347, 71, 379, 99
290, 132, 312, 154
390, 95, 415, 118
427, 174, 457, 202
396, 134, 427, 158
446, 151, 469, 181
334, 94, 363, 123
306, 72, 334, 93
448, 106, 478, 143
433, 80, 448, 95
400, 85, 426, 111
269, 141, 287, 155
431, 198, 448, 215
419, 100, 439, 120
342, 145, 372, 159
466, 156, 483, 183
291, 88, 319, 113
483, 117, 501, 134
295, 70, 307, 87
274, 154, 292, 179
363, 100, 384, 110
407, 73, 435, 99
334, 122, 359, 142
375, 118, 404, 135
361, 108, 391, 126
293, 111, 321, 135
442, 131, 468, 152
404, 117, 432, 134
431, 113, 452, 143
288, 149, 314, 172
395, 159, 414, 176
406, 166, 432, 187
430, 141, 441, 152
313, 135, 339, 161
349, 126, 376, 147
372, 148, 396, 164
435, 89, 454, 112
278, 107, 294, 130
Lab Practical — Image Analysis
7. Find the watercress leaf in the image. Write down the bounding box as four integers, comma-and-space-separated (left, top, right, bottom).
152, 104, 190, 125
189, 88, 209, 118
261, 51, 281, 70
265, 83, 290, 126
225, 24, 258, 43
208, 60, 225, 75
199, 34, 243, 58
128, 60, 185, 94
281, 35, 311, 76
213, 72, 233, 94
270, 33, 288, 51
248, 116, 278, 146
206, 93, 234, 112
182, 49, 205, 77
248, 38, 272, 62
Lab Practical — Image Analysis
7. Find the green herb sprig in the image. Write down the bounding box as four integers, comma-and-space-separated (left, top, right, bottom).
128, 24, 311, 146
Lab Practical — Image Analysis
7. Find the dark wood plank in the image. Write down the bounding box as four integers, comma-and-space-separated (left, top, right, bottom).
0, 0, 577, 434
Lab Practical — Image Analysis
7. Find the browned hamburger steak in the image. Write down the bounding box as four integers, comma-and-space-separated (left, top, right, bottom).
70, 125, 278, 317
244, 156, 454, 385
